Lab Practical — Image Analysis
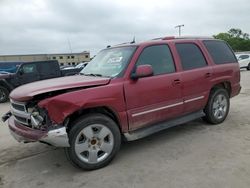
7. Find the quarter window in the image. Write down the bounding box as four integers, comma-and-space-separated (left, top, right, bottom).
176, 43, 207, 70
203, 40, 237, 64
136, 45, 175, 75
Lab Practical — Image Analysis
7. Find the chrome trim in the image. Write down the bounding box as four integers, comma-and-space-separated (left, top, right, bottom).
131, 96, 205, 117
184, 96, 204, 103
40, 127, 70, 147
132, 102, 184, 117
11, 107, 31, 119
10, 99, 27, 112
10, 99, 30, 126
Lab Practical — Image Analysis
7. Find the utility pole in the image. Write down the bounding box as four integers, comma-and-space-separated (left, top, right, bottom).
67, 37, 73, 53
175, 24, 184, 36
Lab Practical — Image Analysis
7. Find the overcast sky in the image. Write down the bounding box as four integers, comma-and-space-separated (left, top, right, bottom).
0, 0, 249, 56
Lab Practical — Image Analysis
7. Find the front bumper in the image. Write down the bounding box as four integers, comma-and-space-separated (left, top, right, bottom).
8, 116, 70, 147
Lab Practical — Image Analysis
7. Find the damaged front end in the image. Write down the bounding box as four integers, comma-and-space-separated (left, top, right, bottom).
5, 99, 70, 147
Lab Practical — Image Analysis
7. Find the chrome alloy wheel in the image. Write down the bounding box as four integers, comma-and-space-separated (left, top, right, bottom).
212, 94, 228, 120
74, 124, 114, 164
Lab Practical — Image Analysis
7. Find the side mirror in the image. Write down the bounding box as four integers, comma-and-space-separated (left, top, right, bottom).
131, 65, 153, 80
18, 68, 24, 76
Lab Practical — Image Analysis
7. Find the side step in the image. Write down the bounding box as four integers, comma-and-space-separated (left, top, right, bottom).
124, 110, 205, 141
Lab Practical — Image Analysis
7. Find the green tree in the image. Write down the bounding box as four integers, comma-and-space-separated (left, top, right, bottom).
214, 28, 250, 51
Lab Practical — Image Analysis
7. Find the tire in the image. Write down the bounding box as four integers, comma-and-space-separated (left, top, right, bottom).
247, 63, 250, 70
203, 88, 230, 124
65, 113, 121, 170
0, 86, 9, 103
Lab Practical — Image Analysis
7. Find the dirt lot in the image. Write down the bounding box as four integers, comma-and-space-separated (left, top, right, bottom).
0, 71, 249, 188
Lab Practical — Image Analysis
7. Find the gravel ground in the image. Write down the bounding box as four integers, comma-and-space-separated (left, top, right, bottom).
0, 70, 249, 188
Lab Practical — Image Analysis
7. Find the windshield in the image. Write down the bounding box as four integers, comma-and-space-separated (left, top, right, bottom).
80, 46, 136, 77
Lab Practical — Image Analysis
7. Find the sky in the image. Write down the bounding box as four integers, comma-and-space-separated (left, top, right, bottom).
0, 0, 249, 56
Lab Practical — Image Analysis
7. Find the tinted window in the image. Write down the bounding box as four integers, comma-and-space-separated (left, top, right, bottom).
21, 64, 37, 74
203, 40, 237, 64
136, 45, 175, 75
39, 62, 58, 75
238, 55, 249, 60
176, 43, 207, 70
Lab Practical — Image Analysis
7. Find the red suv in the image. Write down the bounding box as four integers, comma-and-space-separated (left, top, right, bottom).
3, 37, 241, 170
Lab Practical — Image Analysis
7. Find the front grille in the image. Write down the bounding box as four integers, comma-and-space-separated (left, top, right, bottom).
10, 99, 30, 126
11, 103, 26, 112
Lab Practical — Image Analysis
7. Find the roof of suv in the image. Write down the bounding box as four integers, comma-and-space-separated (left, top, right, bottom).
110, 36, 217, 49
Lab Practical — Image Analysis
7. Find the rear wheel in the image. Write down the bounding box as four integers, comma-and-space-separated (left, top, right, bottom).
65, 113, 121, 170
203, 88, 230, 124
0, 86, 9, 103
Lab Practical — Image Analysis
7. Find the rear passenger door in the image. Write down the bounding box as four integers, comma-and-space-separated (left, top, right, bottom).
124, 44, 183, 131
175, 42, 213, 113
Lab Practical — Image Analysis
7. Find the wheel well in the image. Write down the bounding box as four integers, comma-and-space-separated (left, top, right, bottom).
65, 106, 121, 133
211, 82, 231, 97
0, 80, 11, 92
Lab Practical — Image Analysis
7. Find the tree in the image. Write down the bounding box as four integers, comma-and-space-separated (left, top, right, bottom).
214, 28, 250, 51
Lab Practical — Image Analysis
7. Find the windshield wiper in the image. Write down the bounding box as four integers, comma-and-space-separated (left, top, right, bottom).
80, 73, 104, 77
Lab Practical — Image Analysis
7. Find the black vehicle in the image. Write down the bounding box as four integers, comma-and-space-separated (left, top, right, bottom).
0, 60, 81, 103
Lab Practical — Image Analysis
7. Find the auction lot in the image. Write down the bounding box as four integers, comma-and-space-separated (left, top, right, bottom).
0, 71, 249, 188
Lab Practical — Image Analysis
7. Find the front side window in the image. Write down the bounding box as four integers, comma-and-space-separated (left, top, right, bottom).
203, 40, 237, 64
176, 43, 207, 70
81, 46, 136, 77
136, 45, 175, 75
21, 64, 37, 74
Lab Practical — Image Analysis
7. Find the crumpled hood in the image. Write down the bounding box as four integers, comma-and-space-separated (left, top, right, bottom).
10, 75, 111, 102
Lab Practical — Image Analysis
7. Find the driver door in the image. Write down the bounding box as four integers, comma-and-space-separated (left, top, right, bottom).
124, 44, 183, 131
17, 63, 40, 85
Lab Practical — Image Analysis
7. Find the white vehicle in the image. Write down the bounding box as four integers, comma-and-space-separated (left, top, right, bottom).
236, 54, 250, 70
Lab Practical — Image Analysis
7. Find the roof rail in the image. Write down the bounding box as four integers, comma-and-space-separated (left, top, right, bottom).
151, 36, 213, 41
174, 36, 213, 40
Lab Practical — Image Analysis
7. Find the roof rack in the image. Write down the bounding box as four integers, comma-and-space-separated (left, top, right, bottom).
152, 36, 213, 41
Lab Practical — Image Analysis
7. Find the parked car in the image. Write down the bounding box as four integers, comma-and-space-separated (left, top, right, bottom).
0, 61, 22, 73
236, 54, 250, 70
0, 60, 81, 103
61, 62, 88, 70
0, 71, 10, 74
2, 37, 241, 170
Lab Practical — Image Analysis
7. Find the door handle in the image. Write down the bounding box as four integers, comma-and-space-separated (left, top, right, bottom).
172, 79, 181, 86
205, 72, 212, 78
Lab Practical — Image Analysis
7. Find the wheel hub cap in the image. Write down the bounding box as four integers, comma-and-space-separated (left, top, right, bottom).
212, 94, 228, 120
74, 124, 114, 164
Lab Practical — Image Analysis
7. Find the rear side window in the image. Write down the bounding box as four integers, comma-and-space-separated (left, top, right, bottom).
203, 40, 237, 64
136, 45, 175, 75
176, 43, 207, 70
38, 62, 58, 75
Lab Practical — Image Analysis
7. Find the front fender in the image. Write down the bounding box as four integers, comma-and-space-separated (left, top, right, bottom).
38, 84, 126, 125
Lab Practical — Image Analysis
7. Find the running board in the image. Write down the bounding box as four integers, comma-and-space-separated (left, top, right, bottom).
124, 110, 205, 141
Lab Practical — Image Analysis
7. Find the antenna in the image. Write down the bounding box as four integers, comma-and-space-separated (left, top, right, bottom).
67, 37, 72, 53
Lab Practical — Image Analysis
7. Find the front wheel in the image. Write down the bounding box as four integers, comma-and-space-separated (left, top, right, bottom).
203, 88, 230, 124
247, 63, 250, 70
0, 86, 9, 103
65, 113, 121, 170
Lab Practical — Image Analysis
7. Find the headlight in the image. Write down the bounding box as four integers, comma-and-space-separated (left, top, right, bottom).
30, 110, 44, 129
